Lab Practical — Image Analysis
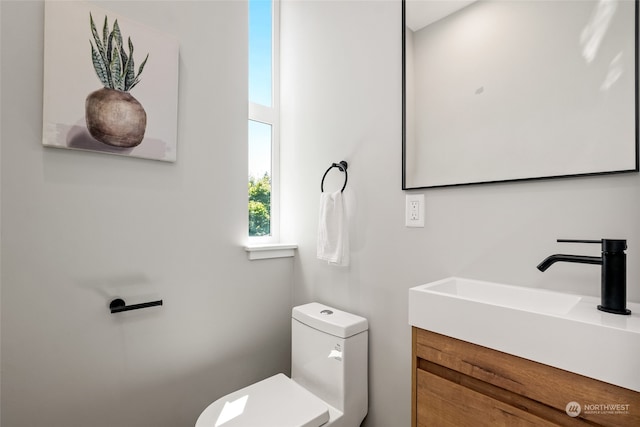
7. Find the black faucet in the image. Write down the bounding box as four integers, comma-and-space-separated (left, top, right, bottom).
537, 239, 631, 315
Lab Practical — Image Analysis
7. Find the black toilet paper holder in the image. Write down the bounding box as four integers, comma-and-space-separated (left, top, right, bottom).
109, 298, 163, 314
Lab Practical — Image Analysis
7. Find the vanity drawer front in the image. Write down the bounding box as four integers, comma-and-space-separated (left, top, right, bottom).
417, 369, 557, 427
413, 327, 640, 426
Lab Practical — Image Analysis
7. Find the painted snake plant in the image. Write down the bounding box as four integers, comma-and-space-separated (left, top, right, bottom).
89, 13, 149, 92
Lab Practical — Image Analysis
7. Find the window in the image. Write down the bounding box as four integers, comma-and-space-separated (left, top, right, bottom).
248, 0, 279, 242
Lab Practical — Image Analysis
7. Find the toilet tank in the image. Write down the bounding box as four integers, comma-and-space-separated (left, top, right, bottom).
291, 303, 368, 422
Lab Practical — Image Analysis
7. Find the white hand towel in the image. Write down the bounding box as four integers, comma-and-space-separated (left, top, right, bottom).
317, 190, 349, 266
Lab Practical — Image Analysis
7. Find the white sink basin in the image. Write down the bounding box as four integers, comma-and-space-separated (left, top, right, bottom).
425, 278, 581, 315
409, 277, 640, 392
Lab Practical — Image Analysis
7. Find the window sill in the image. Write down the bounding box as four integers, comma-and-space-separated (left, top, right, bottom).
244, 243, 298, 260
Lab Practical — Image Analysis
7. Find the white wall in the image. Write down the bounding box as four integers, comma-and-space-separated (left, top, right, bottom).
2, 1, 639, 427
1, 2, 293, 426
281, 1, 640, 426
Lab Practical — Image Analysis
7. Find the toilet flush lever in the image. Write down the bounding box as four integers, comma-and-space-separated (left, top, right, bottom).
109, 298, 163, 314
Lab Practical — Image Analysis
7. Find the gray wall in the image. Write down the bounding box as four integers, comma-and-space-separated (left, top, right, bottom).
281, 1, 640, 426
1, 1, 293, 426
2, 1, 639, 427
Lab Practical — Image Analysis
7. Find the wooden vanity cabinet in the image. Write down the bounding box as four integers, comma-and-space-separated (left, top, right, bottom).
412, 327, 640, 427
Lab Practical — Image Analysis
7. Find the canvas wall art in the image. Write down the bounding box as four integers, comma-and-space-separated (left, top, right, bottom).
43, 1, 179, 162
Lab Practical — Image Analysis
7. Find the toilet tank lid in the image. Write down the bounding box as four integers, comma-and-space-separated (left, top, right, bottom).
292, 302, 368, 338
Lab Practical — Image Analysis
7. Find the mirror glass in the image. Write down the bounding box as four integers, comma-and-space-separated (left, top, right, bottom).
403, 0, 638, 189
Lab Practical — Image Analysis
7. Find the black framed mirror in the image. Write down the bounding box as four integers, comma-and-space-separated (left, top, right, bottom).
403, 0, 639, 189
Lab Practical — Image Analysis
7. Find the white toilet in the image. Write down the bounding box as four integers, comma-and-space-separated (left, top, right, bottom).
195, 302, 368, 427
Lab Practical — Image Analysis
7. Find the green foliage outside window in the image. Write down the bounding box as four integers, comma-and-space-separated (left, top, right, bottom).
249, 173, 271, 236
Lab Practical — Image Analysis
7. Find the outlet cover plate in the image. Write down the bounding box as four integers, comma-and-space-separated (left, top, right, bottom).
406, 194, 425, 227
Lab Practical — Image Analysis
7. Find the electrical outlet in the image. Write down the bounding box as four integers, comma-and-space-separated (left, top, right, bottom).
405, 194, 424, 227
409, 200, 419, 220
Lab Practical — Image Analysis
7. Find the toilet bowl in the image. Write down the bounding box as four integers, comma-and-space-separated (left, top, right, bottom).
195, 302, 368, 427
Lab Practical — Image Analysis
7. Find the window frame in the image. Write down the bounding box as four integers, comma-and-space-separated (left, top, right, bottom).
248, 0, 280, 244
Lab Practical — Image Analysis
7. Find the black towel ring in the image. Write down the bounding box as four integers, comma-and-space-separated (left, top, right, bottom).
321, 161, 348, 192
